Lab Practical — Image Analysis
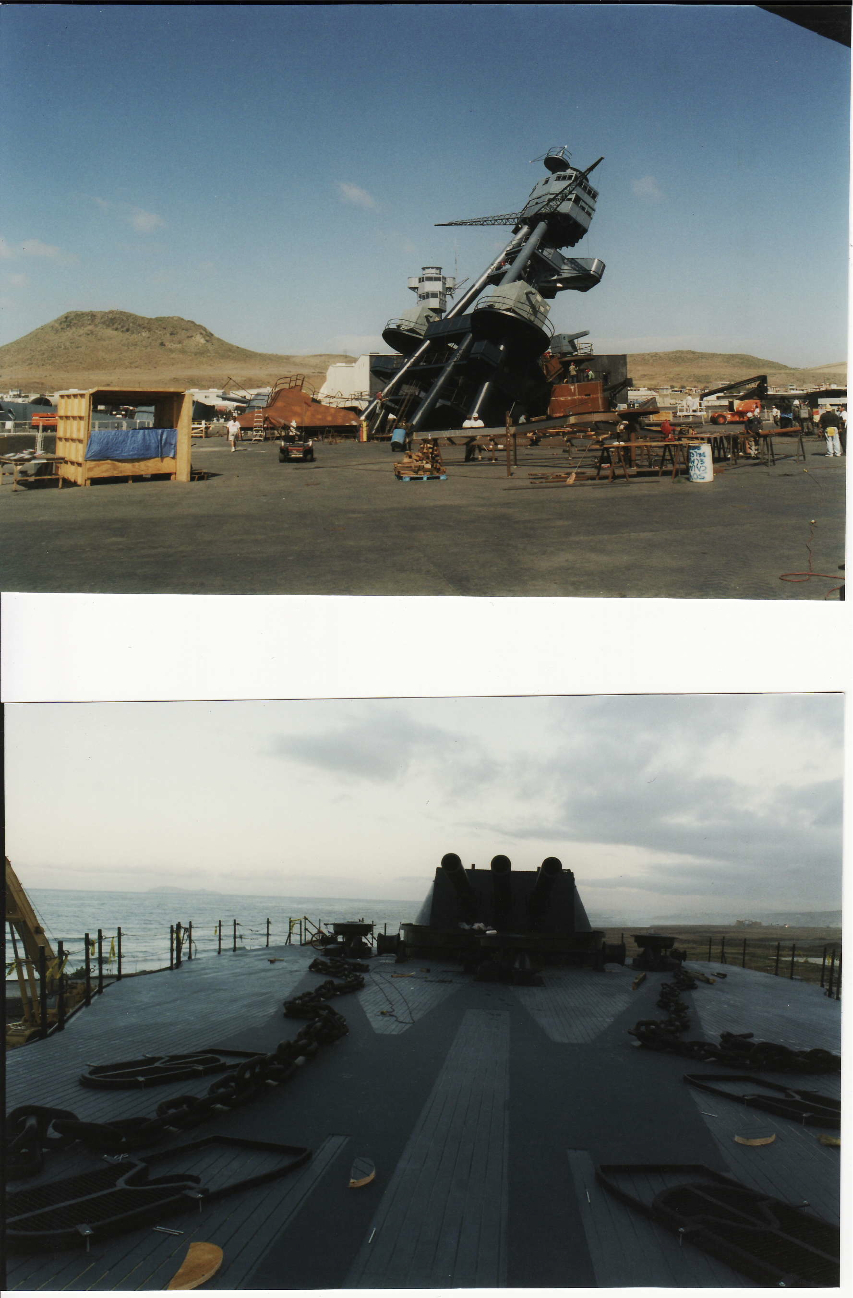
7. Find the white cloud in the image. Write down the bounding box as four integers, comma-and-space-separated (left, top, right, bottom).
130, 209, 166, 233
8, 272, 28, 287
338, 182, 377, 209
0, 237, 13, 259
631, 175, 664, 201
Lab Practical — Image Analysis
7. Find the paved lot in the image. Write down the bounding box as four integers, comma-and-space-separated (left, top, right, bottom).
0, 433, 845, 597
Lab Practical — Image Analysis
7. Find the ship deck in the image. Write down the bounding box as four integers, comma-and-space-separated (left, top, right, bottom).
5, 944, 842, 1290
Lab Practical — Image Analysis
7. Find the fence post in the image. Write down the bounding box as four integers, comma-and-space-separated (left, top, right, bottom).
84, 933, 92, 1006
39, 945, 49, 1039
789, 942, 796, 979
97, 928, 104, 994
56, 940, 66, 1030
707, 936, 712, 962
187, 921, 193, 961
117, 928, 122, 981
169, 925, 175, 970
266, 918, 270, 948
742, 938, 747, 968
720, 936, 726, 965
774, 941, 780, 976
218, 920, 222, 955
233, 919, 237, 953
820, 945, 827, 987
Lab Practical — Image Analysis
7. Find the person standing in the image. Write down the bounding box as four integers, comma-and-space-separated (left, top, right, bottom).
226, 416, 242, 452
462, 414, 485, 461
819, 407, 842, 456
838, 407, 847, 454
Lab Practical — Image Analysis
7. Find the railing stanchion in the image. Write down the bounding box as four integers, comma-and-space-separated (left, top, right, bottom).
835, 948, 841, 1000
187, 921, 193, 961
827, 948, 835, 997
233, 919, 237, 953
117, 928, 122, 981
176, 923, 183, 968
218, 920, 222, 955
97, 928, 104, 994
39, 945, 49, 1038
742, 938, 747, 968
789, 942, 796, 979
707, 936, 712, 962
820, 945, 827, 987
720, 936, 726, 965
84, 933, 92, 1005
774, 941, 780, 976
169, 925, 175, 970
57, 940, 66, 1030
266, 918, 270, 948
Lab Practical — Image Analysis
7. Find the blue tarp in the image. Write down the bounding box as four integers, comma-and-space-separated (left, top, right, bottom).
85, 428, 178, 461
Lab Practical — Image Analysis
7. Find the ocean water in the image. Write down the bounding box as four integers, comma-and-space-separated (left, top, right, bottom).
24, 887, 424, 974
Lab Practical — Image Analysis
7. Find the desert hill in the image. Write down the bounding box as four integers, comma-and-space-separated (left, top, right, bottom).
0, 311, 845, 395
628, 348, 845, 392
0, 311, 350, 393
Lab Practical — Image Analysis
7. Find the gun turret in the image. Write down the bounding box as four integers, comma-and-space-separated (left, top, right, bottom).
490, 854, 512, 929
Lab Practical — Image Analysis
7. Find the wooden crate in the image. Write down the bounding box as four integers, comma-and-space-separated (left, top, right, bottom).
55, 388, 192, 486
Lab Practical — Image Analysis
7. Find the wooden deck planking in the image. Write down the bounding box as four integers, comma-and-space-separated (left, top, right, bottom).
686, 962, 841, 1052
512, 967, 638, 1043
359, 965, 465, 1035
7, 1135, 347, 1292
567, 1151, 751, 1287
346, 1008, 509, 1289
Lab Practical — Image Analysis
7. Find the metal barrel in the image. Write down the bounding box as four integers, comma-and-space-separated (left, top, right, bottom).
529, 855, 563, 919
440, 852, 477, 923
490, 854, 512, 929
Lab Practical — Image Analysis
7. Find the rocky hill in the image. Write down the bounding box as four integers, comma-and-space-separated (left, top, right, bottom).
628, 349, 845, 392
0, 311, 349, 393
0, 310, 845, 396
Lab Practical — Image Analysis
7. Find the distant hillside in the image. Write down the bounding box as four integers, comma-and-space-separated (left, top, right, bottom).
0, 311, 349, 393
628, 349, 846, 392
0, 311, 844, 396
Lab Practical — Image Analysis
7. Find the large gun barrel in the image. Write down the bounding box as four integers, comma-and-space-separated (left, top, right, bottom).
528, 855, 563, 921
490, 854, 512, 929
440, 852, 477, 924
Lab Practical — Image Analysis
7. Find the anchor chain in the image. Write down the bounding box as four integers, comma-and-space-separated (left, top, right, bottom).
6, 958, 366, 1181
628, 967, 840, 1073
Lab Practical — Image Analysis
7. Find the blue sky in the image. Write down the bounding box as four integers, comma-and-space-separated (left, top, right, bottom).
1, 5, 849, 365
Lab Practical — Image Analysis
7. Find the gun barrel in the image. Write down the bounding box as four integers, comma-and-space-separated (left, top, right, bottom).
529, 855, 563, 919
440, 852, 477, 923
490, 854, 512, 929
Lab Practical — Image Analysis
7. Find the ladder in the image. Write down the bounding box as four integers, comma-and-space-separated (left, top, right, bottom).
251, 410, 266, 442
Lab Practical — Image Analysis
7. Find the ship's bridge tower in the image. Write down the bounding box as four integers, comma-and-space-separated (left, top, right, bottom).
383, 265, 457, 355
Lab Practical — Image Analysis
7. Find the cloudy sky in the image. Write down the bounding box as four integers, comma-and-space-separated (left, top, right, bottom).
0, 5, 848, 365
4, 694, 843, 920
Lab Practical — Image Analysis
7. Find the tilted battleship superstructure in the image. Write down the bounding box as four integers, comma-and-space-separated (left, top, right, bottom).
365, 146, 610, 433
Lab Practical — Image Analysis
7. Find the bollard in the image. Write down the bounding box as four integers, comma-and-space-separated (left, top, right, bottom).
56, 940, 66, 1030
187, 921, 193, 962
233, 919, 237, 953
97, 928, 104, 994
39, 945, 49, 1039
820, 945, 827, 987
117, 928, 122, 981
266, 918, 270, 948
789, 942, 796, 979
774, 941, 780, 976
84, 933, 92, 1006
742, 938, 747, 969
218, 920, 222, 955
170, 925, 175, 970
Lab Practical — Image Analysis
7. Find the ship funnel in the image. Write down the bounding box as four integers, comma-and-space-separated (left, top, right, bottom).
529, 855, 563, 920
440, 852, 477, 923
490, 854, 512, 929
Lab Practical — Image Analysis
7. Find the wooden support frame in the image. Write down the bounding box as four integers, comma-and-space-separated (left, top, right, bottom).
54, 388, 193, 487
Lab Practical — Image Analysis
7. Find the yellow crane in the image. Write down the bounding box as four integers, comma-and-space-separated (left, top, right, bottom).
5, 857, 81, 1047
